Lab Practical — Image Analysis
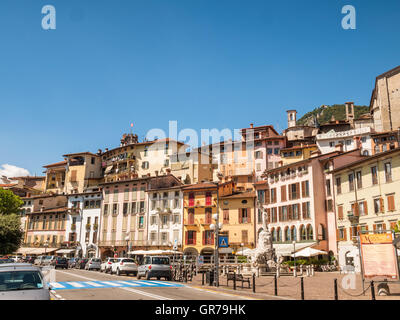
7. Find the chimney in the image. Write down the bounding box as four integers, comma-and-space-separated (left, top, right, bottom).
250, 123, 254, 129
97, 149, 102, 155
105, 148, 109, 152
335, 143, 343, 153
155, 170, 158, 176
166, 168, 171, 175
345, 102, 355, 126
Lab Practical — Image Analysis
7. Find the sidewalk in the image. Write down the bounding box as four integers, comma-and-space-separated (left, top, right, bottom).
186, 272, 400, 300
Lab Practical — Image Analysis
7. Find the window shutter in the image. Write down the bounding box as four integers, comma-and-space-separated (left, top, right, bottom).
382, 223, 387, 230
202, 231, 205, 245
373, 224, 376, 231
278, 207, 281, 222
289, 185, 292, 200
388, 195, 395, 211
336, 229, 340, 241
211, 233, 214, 245
363, 201, 368, 215
193, 231, 196, 245
295, 183, 300, 199
248, 209, 251, 223
338, 205, 343, 220
344, 228, 347, 241
281, 185, 286, 202
380, 197, 384, 212
265, 190, 270, 204
301, 181, 305, 198
238, 209, 242, 223
185, 231, 188, 245
354, 203, 359, 216
267, 208, 271, 223
356, 226, 361, 236
288, 205, 292, 220
390, 222, 397, 230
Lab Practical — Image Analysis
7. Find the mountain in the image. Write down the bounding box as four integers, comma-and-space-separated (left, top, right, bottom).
296, 104, 370, 126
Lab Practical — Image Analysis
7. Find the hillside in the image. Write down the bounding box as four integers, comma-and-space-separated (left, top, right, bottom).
296, 104, 370, 126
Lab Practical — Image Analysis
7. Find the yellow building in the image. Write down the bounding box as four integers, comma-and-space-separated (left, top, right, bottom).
218, 192, 256, 254
43, 160, 67, 194
280, 144, 318, 166
182, 181, 235, 258
330, 148, 400, 272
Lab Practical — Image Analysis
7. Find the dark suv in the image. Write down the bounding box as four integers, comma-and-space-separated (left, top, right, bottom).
52, 257, 68, 269
75, 259, 89, 269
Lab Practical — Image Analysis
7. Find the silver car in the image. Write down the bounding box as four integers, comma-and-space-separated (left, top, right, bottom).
100, 258, 117, 273
137, 256, 172, 280
85, 258, 101, 271
111, 258, 138, 276
0, 264, 51, 300
34, 256, 46, 266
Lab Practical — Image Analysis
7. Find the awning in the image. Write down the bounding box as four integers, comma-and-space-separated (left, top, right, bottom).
273, 242, 317, 257
219, 248, 233, 254
28, 248, 59, 255
128, 250, 183, 255
292, 247, 328, 258
104, 165, 114, 174
15, 247, 36, 255
56, 249, 75, 254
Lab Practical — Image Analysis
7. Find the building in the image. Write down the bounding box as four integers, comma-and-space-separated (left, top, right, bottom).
371, 130, 400, 154
182, 181, 235, 258
283, 110, 319, 145
316, 127, 373, 156
218, 191, 257, 255
98, 177, 150, 258
147, 174, 184, 250
21, 194, 69, 256
43, 161, 67, 194
279, 144, 319, 166
66, 189, 102, 258
370, 65, 400, 132
329, 148, 400, 272
258, 149, 364, 257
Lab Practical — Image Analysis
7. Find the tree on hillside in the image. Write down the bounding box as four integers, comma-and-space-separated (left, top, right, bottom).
0, 188, 24, 254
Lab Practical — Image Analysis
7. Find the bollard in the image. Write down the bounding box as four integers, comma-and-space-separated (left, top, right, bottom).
334, 278, 338, 300
202, 272, 204, 286
252, 273, 256, 293
300, 277, 305, 300
276, 266, 280, 278
311, 265, 314, 276
293, 266, 297, 278
371, 281, 376, 300
185, 270, 188, 283
233, 271, 236, 290
274, 274, 278, 296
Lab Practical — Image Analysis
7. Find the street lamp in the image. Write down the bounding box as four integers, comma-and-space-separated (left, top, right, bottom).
85, 241, 89, 258
293, 240, 297, 277
44, 240, 49, 255
241, 243, 244, 256
125, 232, 130, 257
211, 181, 221, 287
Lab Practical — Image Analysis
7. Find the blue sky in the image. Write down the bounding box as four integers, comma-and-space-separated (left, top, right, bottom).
0, 0, 399, 176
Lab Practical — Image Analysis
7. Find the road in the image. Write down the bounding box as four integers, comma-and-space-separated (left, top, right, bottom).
50, 268, 257, 300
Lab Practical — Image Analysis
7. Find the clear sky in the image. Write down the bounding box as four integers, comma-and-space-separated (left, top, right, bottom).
0, 0, 399, 177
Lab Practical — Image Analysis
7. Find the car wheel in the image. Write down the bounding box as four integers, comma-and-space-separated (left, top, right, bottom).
157, 277, 161, 280
146, 272, 151, 280
137, 273, 141, 280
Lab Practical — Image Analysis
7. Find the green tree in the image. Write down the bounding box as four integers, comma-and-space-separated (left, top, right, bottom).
0, 188, 24, 254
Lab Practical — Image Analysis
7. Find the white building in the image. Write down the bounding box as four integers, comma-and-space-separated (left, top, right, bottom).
316, 127, 373, 156
147, 175, 184, 250
67, 190, 102, 258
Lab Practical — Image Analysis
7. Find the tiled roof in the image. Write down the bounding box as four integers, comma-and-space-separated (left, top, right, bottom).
182, 182, 217, 190
43, 160, 67, 168
31, 206, 68, 214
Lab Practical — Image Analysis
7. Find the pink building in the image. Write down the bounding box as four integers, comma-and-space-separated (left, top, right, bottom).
256, 149, 364, 257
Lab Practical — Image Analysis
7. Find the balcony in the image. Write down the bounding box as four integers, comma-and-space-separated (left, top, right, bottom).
347, 213, 359, 225
70, 207, 80, 214
184, 218, 197, 226
98, 240, 152, 247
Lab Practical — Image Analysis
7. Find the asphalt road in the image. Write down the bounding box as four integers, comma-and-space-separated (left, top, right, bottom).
51, 268, 256, 300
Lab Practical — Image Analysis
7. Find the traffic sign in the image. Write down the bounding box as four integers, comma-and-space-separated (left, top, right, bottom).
198, 255, 204, 265
218, 236, 229, 248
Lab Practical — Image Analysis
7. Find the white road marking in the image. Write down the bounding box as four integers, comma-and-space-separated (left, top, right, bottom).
84, 281, 104, 287
54, 269, 172, 300
101, 281, 122, 287
49, 282, 65, 288
68, 282, 85, 288
150, 280, 175, 286
115, 281, 140, 286
134, 281, 156, 286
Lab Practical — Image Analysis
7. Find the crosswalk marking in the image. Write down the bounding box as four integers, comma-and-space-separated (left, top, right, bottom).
68, 282, 85, 288
134, 281, 156, 286
101, 281, 122, 287
49, 282, 65, 289
149, 281, 175, 286
84, 281, 104, 287
116, 281, 140, 286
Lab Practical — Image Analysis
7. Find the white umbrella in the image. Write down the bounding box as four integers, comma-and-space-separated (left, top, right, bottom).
291, 247, 328, 258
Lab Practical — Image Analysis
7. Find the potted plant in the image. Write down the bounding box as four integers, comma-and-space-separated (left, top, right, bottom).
93, 224, 98, 231
86, 223, 91, 230
71, 224, 76, 231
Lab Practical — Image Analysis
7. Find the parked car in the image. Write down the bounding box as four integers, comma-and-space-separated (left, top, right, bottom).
0, 263, 51, 300
34, 256, 46, 266
51, 257, 68, 269
22, 256, 36, 264
85, 258, 101, 271
0, 259, 14, 264
137, 256, 172, 280
67, 258, 79, 269
100, 258, 117, 273
75, 259, 89, 269
111, 258, 138, 276
41, 256, 56, 266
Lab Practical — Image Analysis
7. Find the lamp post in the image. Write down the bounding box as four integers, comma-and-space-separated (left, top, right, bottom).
85, 241, 89, 258
293, 240, 297, 277
125, 232, 130, 257
241, 243, 244, 256
44, 240, 49, 255
211, 181, 220, 287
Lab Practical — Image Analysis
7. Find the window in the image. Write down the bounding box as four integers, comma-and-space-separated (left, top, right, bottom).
112, 204, 118, 215
138, 216, 144, 229
187, 231, 196, 245
267, 149, 273, 155
189, 193, 195, 207
361, 136, 367, 143
387, 194, 395, 211
188, 209, 195, 224
144, 146, 148, 157
348, 173, 354, 191
255, 151, 262, 159
91, 157, 95, 164
142, 161, 149, 169
203, 230, 214, 245
164, 143, 169, 155
274, 148, 279, 155
384, 162, 392, 182
173, 214, 180, 224
270, 188, 276, 203
296, 151, 302, 156
374, 198, 384, 214
371, 166, 378, 185
356, 171, 362, 189
164, 159, 169, 167
123, 203, 129, 215
336, 177, 342, 194
162, 215, 168, 226
346, 140, 352, 146
329, 142, 335, 148
205, 192, 212, 206
326, 179, 331, 196
239, 208, 250, 223
139, 201, 145, 213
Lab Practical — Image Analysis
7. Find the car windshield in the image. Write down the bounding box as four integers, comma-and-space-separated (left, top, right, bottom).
92, 259, 101, 262
151, 257, 170, 265
0, 271, 44, 292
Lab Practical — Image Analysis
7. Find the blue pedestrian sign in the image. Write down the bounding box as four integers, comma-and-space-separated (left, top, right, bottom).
218, 236, 229, 248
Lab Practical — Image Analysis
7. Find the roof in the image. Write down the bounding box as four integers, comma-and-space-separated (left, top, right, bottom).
9, 176, 45, 181
371, 130, 398, 137
281, 144, 317, 152
182, 182, 217, 191
43, 160, 67, 169
31, 206, 69, 214
329, 147, 400, 174
221, 192, 256, 199
0, 183, 18, 188
62, 152, 99, 157
99, 176, 150, 186
253, 180, 268, 185
147, 174, 183, 191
